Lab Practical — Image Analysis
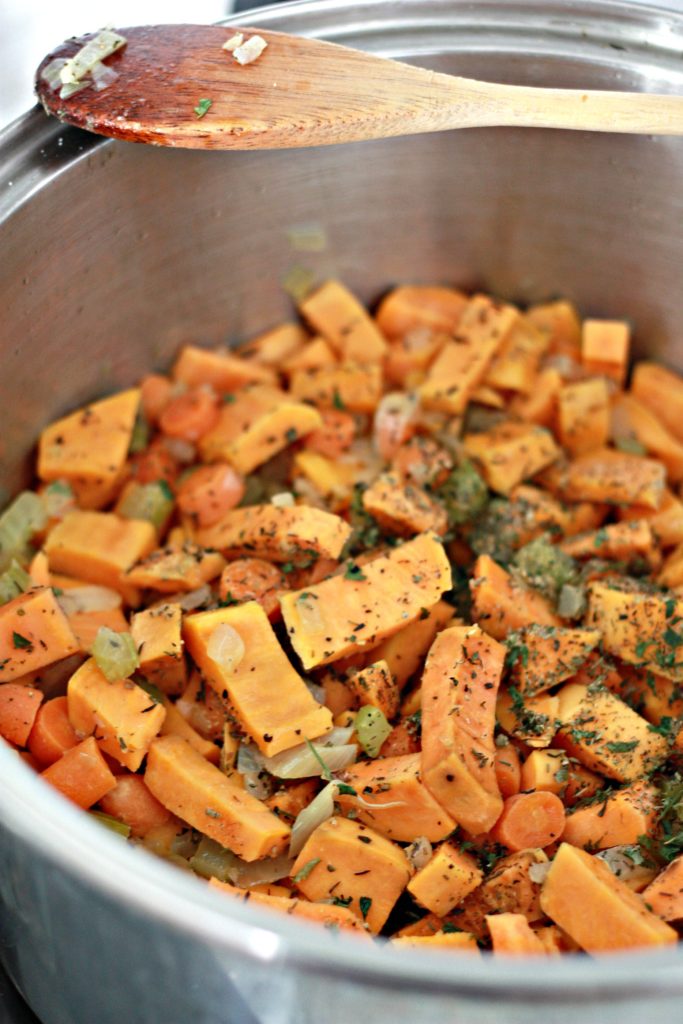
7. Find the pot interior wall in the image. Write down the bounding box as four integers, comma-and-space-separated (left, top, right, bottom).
2, 5, 683, 500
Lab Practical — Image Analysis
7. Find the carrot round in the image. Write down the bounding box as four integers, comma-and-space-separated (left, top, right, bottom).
28, 695, 79, 767
491, 792, 566, 852
0, 683, 44, 747
130, 439, 179, 486
494, 744, 522, 799
218, 558, 285, 620
140, 373, 172, 424
304, 409, 355, 458
41, 736, 117, 809
380, 721, 421, 758
99, 773, 172, 837
159, 387, 219, 442
176, 463, 245, 528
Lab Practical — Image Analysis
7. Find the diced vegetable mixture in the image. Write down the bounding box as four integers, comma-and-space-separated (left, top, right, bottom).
5, 280, 683, 955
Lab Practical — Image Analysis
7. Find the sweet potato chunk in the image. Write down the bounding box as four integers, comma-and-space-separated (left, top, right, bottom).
38, 389, 140, 509
336, 753, 456, 843
300, 280, 387, 364
40, 735, 116, 809
291, 817, 411, 934
557, 379, 610, 457
198, 385, 322, 475
555, 682, 668, 782
289, 363, 382, 413
419, 295, 517, 414
146, 735, 290, 860
540, 843, 677, 951
464, 423, 560, 495
486, 913, 547, 956
562, 781, 658, 851
484, 318, 549, 394
642, 856, 683, 922
126, 544, 225, 593
0, 587, 79, 682
281, 533, 451, 670
586, 579, 683, 682
508, 624, 600, 697
470, 555, 560, 640
45, 510, 156, 604
421, 624, 504, 834
407, 842, 483, 915
183, 601, 332, 756
130, 603, 186, 696
195, 504, 351, 565
564, 449, 665, 509
375, 285, 467, 339
67, 658, 166, 771
172, 344, 276, 391
362, 473, 448, 536
581, 319, 629, 384
210, 878, 370, 934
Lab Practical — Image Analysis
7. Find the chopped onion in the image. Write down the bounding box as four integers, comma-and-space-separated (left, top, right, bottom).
163, 437, 197, 464
0, 492, 47, 573
290, 781, 337, 856
57, 585, 122, 616
232, 852, 295, 887
323, 726, 355, 746
237, 744, 263, 775
405, 836, 433, 871
304, 680, 326, 705
373, 391, 419, 461
41, 58, 68, 89
223, 32, 244, 52
596, 845, 648, 883
528, 860, 552, 885
176, 585, 212, 611
90, 60, 119, 91
91, 627, 140, 682
42, 479, 75, 520
233, 35, 268, 66
243, 771, 273, 800
59, 81, 91, 100
295, 592, 324, 633
292, 477, 326, 509
271, 491, 295, 508
60, 29, 127, 85
262, 741, 357, 779
207, 623, 245, 673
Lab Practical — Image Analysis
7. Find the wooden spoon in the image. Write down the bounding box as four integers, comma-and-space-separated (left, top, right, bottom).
35, 24, 683, 149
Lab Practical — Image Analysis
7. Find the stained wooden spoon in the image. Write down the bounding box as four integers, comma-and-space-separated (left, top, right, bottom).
35, 23, 683, 149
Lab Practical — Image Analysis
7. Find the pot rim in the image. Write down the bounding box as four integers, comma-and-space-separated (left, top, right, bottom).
3, 0, 683, 1001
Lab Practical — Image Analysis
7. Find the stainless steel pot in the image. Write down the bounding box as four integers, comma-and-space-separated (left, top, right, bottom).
3, 2, 683, 1021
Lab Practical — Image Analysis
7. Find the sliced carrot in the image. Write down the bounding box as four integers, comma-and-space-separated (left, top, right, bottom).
303, 409, 356, 458
159, 387, 220, 442
494, 744, 522, 799
0, 683, 43, 747
218, 558, 285, 620
27, 695, 79, 767
176, 463, 245, 528
140, 374, 172, 424
41, 735, 117, 809
129, 439, 179, 486
99, 773, 172, 837
491, 792, 565, 852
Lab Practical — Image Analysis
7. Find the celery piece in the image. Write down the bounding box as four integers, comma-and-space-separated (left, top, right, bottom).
92, 627, 140, 682
117, 481, 174, 531
129, 411, 151, 455
189, 836, 239, 882
512, 534, 578, 601
43, 479, 75, 519
355, 705, 392, 758
0, 492, 46, 572
90, 811, 132, 839
0, 559, 32, 605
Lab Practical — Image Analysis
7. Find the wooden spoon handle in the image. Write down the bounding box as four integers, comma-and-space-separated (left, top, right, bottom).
441, 76, 683, 135
35, 24, 683, 150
